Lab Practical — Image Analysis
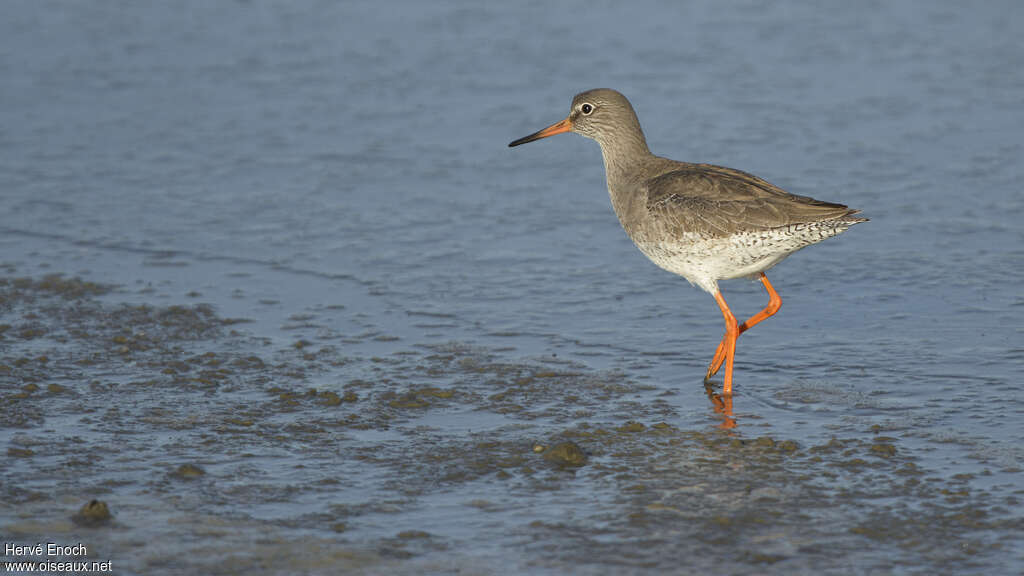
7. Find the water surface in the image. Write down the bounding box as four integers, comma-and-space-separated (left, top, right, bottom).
2, 1, 1022, 574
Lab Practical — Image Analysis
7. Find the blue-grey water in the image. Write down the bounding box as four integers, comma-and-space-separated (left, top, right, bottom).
2, 1, 1022, 574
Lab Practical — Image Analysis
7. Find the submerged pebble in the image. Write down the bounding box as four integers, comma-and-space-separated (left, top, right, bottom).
71, 499, 111, 526
172, 463, 206, 479
542, 442, 587, 467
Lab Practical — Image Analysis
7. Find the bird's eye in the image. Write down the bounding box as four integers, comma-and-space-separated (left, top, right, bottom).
580, 103, 594, 115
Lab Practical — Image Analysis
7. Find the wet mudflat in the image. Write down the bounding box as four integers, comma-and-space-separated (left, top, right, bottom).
2, 274, 1020, 575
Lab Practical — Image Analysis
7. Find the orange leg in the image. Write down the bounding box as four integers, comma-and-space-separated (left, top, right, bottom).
712, 289, 740, 396
705, 272, 782, 382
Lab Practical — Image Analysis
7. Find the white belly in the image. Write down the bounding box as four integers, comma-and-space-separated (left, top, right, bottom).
634, 231, 804, 294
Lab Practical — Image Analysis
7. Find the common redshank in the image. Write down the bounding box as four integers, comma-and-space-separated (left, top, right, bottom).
509, 89, 865, 396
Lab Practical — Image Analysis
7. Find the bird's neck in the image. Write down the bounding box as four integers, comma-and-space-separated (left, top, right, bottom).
595, 132, 655, 226
598, 131, 653, 192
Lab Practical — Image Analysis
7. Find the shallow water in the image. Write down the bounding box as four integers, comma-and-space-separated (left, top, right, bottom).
2, 1, 1023, 574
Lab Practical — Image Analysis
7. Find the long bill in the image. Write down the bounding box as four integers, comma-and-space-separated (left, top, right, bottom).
508, 117, 573, 147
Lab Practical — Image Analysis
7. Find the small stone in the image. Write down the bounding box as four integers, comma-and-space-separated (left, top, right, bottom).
617, 421, 646, 433
172, 463, 206, 479
72, 499, 111, 526
319, 391, 342, 406
870, 443, 897, 457
542, 442, 587, 467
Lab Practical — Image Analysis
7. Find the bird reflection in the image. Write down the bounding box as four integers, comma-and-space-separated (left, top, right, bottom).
704, 382, 736, 430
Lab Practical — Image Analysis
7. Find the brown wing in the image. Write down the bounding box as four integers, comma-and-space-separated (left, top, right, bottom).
644, 164, 862, 238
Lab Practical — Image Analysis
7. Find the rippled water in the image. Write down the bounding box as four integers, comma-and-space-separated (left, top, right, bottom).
2, 1, 1023, 574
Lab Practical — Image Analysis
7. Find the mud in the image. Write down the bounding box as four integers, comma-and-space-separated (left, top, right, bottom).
1, 275, 1021, 575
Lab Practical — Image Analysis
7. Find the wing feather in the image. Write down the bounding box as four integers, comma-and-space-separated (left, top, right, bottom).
644, 165, 862, 238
